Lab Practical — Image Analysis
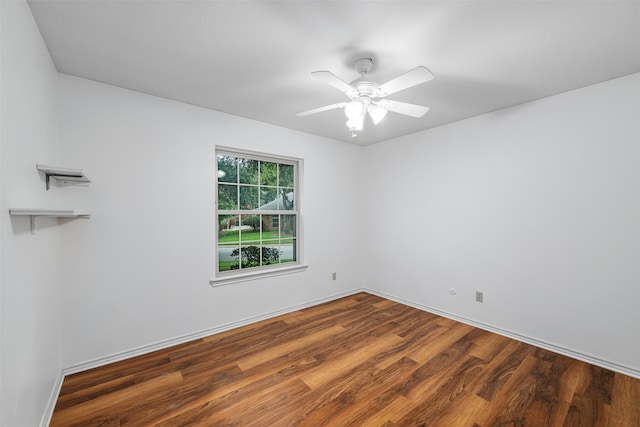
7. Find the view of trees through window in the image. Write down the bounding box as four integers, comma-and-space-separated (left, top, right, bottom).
216, 152, 298, 273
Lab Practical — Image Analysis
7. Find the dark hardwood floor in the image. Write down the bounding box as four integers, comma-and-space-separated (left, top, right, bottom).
51, 292, 640, 426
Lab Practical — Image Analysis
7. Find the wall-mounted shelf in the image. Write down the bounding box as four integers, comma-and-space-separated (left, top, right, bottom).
36, 164, 90, 190
9, 209, 91, 234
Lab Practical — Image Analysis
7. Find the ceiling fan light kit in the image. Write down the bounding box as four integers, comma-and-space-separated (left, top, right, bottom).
297, 58, 434, 137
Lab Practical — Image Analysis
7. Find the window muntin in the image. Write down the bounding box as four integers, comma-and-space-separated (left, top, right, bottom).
216, 150, 299, 275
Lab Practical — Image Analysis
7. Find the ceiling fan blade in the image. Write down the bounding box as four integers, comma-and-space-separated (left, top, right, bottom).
378, 66, 434, 96
296, 102, 347, 117
377, 99, 429, 118
311, 71, 357, 96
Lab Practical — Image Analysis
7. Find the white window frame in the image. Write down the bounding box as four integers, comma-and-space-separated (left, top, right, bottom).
210, 146, 306, 286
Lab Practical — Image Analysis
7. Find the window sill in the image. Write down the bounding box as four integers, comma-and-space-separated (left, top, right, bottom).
210, 264, 309, 287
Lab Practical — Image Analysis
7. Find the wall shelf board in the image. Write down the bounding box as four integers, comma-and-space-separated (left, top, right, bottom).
9, 209, 91, 234
36, 164, 90, 190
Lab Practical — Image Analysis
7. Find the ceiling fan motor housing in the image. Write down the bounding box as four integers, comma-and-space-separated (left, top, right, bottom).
352, 59, 384, 98
352, 81, 381, 98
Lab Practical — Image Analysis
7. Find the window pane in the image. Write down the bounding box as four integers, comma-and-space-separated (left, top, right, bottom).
240, 215, 261, 243
218, 214, 234, 237
218, 243, 240, 271
218, 184, 237, 210
261, 245, 281, 266
239, 185, 259, 210
239, 158, 258, 185
279, 164, 294, 187
279, 214, 296, 263
260, 161, 277, 186
218, 215, 240, 244
260, 215, 277, 240
279, 188, 294, 210
280, 242, 296, 264
217, 155, 237, 183
236, 245, 262, 269
280, 215, 296, 238
259, 187, 278, 209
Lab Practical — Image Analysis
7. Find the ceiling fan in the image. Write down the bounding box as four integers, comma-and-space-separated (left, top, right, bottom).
296, 58, 434, 137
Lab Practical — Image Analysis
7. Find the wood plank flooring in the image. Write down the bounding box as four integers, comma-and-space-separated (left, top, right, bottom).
51, 292, 640, 426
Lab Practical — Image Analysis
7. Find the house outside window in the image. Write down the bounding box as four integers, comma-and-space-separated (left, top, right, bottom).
215, 148, 301, 279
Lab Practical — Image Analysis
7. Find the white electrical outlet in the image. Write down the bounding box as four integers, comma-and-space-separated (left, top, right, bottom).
476, 291, 484, 303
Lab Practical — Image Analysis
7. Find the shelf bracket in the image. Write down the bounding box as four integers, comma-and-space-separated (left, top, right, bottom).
30, 215, 37, 234
43, 172, 85, 191
36, 165, 90, 191
17, 213, 48, 234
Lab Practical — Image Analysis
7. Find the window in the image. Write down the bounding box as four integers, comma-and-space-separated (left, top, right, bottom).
215, 148, 302, 280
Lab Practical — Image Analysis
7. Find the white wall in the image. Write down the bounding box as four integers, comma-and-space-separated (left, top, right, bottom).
1, 1, 63, 425
58, 75, 363, 368
362, 73, 640, 376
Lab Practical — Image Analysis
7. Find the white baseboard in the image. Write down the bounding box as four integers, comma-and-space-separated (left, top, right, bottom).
62, 288, 363, 376
40, 369, 64, 427
364, 289, 640, 379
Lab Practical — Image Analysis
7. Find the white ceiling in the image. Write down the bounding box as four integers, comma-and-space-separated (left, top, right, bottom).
28, 0, 640, 145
